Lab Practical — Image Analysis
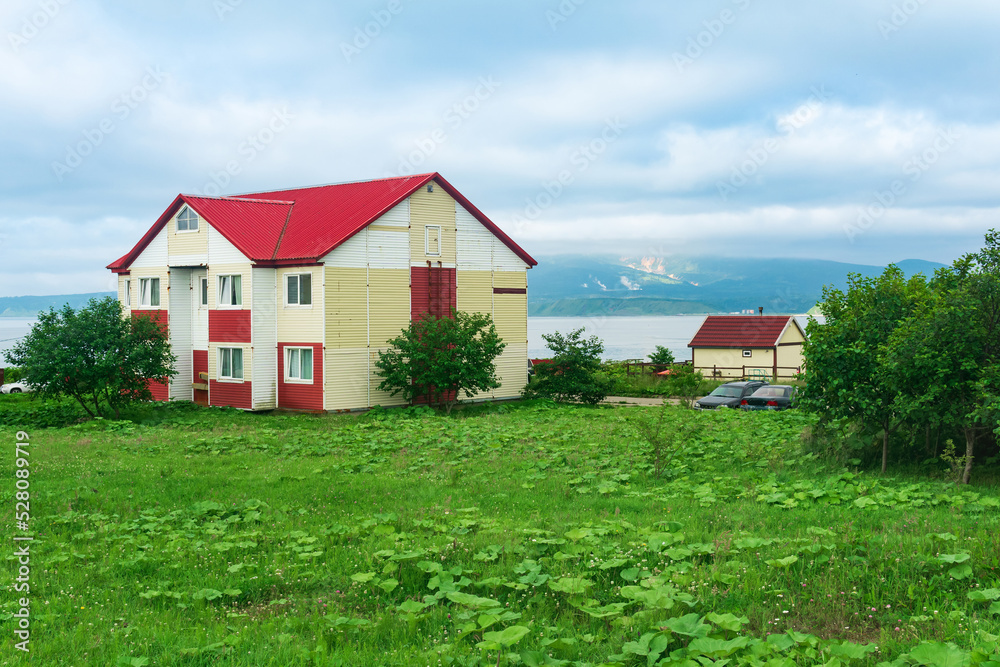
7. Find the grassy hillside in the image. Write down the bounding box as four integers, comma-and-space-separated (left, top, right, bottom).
1, 397, 998, 666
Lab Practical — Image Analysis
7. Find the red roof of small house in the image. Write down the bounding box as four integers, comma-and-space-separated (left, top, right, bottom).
688, 315, 801, 349
108, 173, 536, 271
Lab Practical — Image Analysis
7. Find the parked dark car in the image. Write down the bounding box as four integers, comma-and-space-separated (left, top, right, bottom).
694, 380, 768, 409
740, 385, 796, 411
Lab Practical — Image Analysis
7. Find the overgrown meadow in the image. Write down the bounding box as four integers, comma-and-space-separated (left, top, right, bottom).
1, 398, 999, 666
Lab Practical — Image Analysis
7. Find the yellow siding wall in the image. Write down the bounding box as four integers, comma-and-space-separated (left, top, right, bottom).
324, 349, 369, 410
325, 267, 368, 348
409, 184, 457, 265
208, 344, 252, 381
456, 271, 492, 315
277, 267, 323, 343
207, 263, 253, 310
493, 272, 527, 289
167, 208, 208, 257
130, 268, 169, 309
369, 269, 410, 346
119, 276, 132, 313
777, 345, 805, 372
369, 347, 409, 407
693, 348, 775, 379
494, 293, 527, 343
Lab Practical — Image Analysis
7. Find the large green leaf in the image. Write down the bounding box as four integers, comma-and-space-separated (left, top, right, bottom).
906, 642, 970, 667
445, 592, 501, 609
480, 625, 530, 648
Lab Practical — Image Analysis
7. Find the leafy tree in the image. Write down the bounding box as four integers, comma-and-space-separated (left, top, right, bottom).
3, 297, 176, 419
800, 266, 929, 472
375, 310, 506, 415
884, 231, 1000, 483
661, 364, 704, 408
648, 345, 675, 368
524, 328, 611, 405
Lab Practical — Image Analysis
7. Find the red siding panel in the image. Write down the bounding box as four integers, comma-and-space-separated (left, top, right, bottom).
209, 310, 252, 343
193, 350, 208, 406
410, 266, 456, 320
132, 310, 169, 401
209, 380, 253, 409
277, 343, 324, 411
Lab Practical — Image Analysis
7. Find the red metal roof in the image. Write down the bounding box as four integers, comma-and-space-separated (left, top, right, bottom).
688, 315, 800, 348
107, 173, 537, 271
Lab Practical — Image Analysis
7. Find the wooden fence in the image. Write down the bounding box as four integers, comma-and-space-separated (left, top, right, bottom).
624, 360, 802, 382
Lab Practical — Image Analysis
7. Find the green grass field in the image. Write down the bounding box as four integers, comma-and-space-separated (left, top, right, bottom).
1, 398, 999, 666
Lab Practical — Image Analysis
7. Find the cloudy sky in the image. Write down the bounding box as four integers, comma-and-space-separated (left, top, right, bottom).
1, 0, 998, 297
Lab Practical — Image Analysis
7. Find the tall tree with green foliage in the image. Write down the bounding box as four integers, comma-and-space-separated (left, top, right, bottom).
524, 328, 611, 405
648, 345, 675, 369
3, 297, 176, 419
375, 310, 506, 414
800, 266, 929, 472
884, 231, 1000, 483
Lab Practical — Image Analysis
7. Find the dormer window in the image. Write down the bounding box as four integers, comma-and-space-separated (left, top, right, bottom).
177, 206, 199, 232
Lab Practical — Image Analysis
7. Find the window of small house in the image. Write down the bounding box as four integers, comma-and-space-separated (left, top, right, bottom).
177, 206, 199, 232
742, 349, 753, 358
286, 273, 312, 306
219, 347, 244, 381
425, 225, 441, 256
218, 275, 242, 307
124, 279, 131, 308
285, 347, 313, 383
139, 277, 160, 308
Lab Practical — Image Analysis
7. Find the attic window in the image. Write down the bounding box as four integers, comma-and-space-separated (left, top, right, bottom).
177, 206, 199, 232
427, 184, 434, 193
425, 225, 441, 256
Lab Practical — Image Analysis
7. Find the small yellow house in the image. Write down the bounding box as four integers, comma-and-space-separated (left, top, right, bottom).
107, 173, 536, 411
688, 315, 806, 381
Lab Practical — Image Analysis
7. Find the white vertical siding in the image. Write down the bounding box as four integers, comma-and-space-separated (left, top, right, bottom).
322, 229, 368, 268
492, 237, 530, 272
131, 230, 168, 269
375, 201, 410, 228
456, 204, 494, 271
367, 230, 409, 270
252, 267, 278, 410
168, 269, 193, 402
207, 226, 248, 265
494, 343, 529, 399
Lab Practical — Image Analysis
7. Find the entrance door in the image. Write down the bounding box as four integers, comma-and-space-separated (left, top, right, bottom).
192, 271, 209, 406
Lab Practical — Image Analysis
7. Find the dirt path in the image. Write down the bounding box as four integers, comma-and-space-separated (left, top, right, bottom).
602, 396, 683, 407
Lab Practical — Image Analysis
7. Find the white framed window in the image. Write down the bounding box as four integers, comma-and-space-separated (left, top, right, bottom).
218, 274, 242, 307
124, 279, 131, 308
285, 273, 312, 306
742, 349, 753, 358
219, 347, 244, 381
284, 347, 314, 383
177, 206, 199, 232
425, 225, 441, 256
139, 277, 160, 308
200, 277, 208, 307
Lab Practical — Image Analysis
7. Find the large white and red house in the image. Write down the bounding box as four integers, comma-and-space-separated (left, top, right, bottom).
108, 173, 536, 411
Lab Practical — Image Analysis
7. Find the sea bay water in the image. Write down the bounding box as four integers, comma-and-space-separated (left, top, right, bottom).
0, 317, 35, 361
528, 315, 708, 361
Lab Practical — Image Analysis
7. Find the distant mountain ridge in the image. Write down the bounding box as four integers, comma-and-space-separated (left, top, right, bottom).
528, 256, 945, 316
0, 293, 116, 317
